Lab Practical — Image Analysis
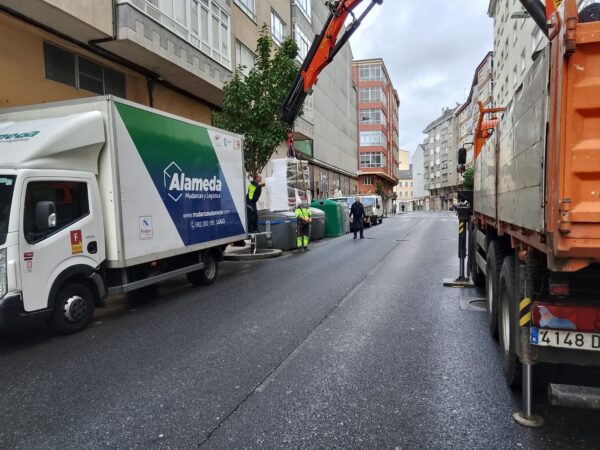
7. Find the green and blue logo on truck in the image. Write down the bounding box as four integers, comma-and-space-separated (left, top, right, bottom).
115, 103, 245, 245
0, 130, 40, 142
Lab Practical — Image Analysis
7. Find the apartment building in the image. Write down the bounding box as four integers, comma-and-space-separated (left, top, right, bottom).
304, 0, 359, 199
488, 0, 595, 108
487, 0, 543, 108
422, 106, 458, 211
352, 58, 400, 212
232, 0, 358, 200
233, 0, 291, 76
455, 51, 494, 166
411, 144, 429, 211
0, 0, 233, 122
393, 149, 410, 211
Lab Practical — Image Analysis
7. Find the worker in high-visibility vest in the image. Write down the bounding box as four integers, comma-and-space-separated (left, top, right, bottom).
246, 174, 264, 233
295, 200, 312, 251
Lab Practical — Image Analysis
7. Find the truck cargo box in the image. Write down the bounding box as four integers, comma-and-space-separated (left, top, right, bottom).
0, 96, 247, 268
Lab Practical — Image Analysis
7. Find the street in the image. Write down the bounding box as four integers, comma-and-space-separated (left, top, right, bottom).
2, 212, 600, 449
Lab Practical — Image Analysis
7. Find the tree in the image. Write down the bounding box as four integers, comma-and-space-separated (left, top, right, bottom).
462, 166, 474, 190
213, 25, 299, 177
376, 181, 383, 196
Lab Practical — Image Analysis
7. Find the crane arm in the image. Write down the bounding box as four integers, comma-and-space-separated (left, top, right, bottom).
280, 0, 383, 127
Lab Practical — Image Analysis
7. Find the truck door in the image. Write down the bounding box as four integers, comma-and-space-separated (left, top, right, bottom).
19, 178, 103, 312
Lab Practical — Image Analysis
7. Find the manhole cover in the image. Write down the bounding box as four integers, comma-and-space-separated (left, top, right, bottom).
460, 297, 487, 312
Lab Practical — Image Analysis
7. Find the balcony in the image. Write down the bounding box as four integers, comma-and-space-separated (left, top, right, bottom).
2, 0, 112, 41
293, 115, 314, 141
100, 0, 233, 106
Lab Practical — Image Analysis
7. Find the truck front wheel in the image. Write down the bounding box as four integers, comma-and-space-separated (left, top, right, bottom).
187, 252, 218, 286
50, 282, 95, 334
498, 255, 521, 387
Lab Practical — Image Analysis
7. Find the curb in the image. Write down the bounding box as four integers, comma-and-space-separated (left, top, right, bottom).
224, 248, 283, 261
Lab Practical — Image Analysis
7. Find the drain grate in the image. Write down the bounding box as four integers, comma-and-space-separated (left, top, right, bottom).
460, 297, 487, 312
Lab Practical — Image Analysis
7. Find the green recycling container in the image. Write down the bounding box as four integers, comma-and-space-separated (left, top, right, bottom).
311, 199, 344, 237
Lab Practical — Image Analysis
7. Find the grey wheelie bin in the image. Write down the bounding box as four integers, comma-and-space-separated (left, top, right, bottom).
309, 207, 326, 241
257, 210, 297, 250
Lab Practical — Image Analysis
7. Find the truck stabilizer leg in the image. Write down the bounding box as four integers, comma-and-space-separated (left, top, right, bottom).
443, 212, 474, 288
513, 327, 545, 427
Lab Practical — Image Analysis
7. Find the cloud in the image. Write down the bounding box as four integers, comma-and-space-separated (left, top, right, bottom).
350, 0, 493, 155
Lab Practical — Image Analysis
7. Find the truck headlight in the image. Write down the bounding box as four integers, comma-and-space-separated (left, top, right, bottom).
0, 248, 7, 299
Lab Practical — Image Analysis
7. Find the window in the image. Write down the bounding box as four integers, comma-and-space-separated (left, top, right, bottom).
359, 64, 385, 83
360, 131, 386, 147
359, 108, 386, 125
271, 11, 285, 44
296, 0, 311, 21
44, 42, 126, 97
160, 0, 187, 25
0, 176, 16, 246
43, 44, 76, 87
235, 41, 255, 76
188, 0, 230, 67
363, 176, 373, 185
360, 152, 386, 168
23, 181, 89, 244
235, 0, 255, 19
359, 87, 387, 107
294, 24, 311, 61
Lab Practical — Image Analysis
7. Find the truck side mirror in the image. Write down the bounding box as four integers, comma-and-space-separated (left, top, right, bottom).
35, 201, 57, 231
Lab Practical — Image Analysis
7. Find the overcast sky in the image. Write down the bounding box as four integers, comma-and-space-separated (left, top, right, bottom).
349, 0, 493, 157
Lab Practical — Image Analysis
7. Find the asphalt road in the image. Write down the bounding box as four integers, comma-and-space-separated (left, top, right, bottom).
2, 212, 600, 449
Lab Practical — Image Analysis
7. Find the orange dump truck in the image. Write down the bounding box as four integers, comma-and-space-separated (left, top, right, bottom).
468, 0, 600, 424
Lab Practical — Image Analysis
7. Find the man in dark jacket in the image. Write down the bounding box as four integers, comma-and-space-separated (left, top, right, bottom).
350, 196, 365, 239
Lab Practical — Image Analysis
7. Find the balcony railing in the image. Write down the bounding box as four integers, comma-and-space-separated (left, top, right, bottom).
118, 0, 232, 69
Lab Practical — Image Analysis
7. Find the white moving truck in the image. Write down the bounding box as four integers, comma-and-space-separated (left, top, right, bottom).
0, 97, 246, 333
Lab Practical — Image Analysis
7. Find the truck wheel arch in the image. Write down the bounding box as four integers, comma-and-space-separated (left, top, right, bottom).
48, 265, 105, 309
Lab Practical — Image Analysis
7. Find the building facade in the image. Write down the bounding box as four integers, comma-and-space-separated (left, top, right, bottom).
393, 149, 411, 211
488, 0, 594, 108
0, 0, 233, 122
352, 58, 400, 211
487, 0, 544, 108
236, 0, 358, 200
455, 51, 494, 166
422, 106, 458, 211
412, 144, 429, 211
307, 0, 359, 199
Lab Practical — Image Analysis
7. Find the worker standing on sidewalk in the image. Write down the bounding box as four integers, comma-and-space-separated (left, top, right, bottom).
295, 200, 312, 251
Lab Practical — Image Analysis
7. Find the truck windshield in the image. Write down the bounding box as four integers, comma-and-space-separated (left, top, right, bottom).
0, 176, 16, 245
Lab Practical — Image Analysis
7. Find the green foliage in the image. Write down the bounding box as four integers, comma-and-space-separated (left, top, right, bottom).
213, 25, 299, 177
462, 166, 474, 189
376, 181, 383, 196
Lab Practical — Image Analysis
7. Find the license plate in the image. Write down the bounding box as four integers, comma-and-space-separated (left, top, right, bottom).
531, 328, 600, 351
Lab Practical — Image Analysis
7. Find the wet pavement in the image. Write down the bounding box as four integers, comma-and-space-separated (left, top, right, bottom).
2, 212, 600, 449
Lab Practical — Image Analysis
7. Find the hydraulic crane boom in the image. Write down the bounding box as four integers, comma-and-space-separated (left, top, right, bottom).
280, 0, 383, 127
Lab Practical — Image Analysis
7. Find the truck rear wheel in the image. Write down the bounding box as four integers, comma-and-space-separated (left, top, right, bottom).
187, 252, 218, 286
486, 240, 504, 339
50, 282, 95, 334
498, 255, 521, 387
